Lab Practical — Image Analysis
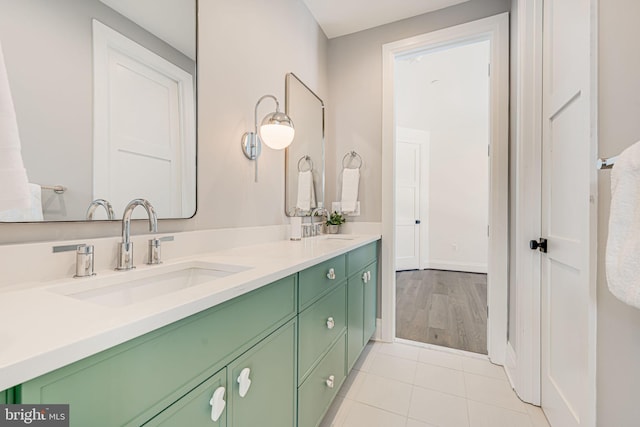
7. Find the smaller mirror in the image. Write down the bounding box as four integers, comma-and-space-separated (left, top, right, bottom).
285, 73, 325, 216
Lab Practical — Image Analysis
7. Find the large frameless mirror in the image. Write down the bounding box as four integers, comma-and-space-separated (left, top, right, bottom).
285, 73, 324, 217
0, 0, 196, 222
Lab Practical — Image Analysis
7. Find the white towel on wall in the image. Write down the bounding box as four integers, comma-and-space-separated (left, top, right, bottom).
606, 141, 640, 309
296, 170, 316, 213
341, 168, 360, 213
0, 39, 30, 210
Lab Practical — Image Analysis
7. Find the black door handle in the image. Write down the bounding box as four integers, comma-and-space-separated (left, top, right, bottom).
529, 238, 548, 253
415, 220, 421, 225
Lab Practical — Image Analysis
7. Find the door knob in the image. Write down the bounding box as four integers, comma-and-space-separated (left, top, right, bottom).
529, 238, 548, 253
415, 219, 421, 224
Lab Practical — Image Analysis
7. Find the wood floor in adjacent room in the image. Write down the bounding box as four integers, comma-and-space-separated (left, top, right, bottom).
396, 269, 488, 354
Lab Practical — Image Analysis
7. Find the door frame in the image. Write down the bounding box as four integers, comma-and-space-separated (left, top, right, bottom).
381, 13, 510, 365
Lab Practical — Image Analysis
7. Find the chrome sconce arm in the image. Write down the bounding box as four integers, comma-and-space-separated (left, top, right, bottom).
241, 94, 295, 182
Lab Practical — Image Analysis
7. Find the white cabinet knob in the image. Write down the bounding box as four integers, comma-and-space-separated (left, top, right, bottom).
327, 268, 336, 280
326, 375, 335, 389
326, 317, 335, 329
367, 271, 372, 282
237, 367, 252, 398
209, 386, 226, 422
362, 272, 368, 283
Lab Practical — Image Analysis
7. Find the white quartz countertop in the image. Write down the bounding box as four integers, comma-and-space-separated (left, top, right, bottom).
0, 234, 380, 391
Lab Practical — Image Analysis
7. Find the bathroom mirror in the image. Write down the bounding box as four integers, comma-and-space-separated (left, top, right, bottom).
0, 0, 196, 222
285, 73, 325, 217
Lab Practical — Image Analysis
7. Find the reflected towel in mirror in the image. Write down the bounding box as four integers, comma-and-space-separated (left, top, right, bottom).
0, 39, 30, 210
0, 183, 43, 221
296, 170, 316, 213
341, 168, 360, 213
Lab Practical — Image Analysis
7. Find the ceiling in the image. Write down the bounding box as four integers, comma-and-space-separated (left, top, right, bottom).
302, 0, 471, 39
99, 0, 196, 60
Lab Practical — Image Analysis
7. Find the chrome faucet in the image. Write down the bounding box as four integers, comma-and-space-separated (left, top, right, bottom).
86, 199, 115, 220
116, 199, 158, 271
311, 206, 328, 236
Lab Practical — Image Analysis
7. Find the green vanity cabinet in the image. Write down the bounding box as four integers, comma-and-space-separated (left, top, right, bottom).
11, 240, 380, 427
17, 275, 296, 427
146, 319, 297, 427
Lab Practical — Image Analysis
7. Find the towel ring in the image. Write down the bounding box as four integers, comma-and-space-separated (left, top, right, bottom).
298, 155, 314, 172
342, 151, 363, 170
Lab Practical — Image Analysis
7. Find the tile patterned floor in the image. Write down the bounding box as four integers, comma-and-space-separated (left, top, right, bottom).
320, 341, 551, 427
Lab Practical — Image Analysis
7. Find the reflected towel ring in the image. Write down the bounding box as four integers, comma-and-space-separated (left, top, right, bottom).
342, 151, 363, 169
298, 155, 314, 172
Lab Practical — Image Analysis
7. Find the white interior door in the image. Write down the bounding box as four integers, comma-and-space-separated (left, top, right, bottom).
540, 0, 596, 426
395, 137, 422, 271
93, 20, 195, 218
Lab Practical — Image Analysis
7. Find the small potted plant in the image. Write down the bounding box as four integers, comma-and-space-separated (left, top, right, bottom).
325, 211, 345, 234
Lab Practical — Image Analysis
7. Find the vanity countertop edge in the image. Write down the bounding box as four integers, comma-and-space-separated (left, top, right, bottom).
0, 234, 380, 391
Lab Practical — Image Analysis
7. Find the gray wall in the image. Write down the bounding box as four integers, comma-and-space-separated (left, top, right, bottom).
326, 0, 511, 222
0, 0, 328, 243
597, 0, 640, 424
0, 0, 195, 221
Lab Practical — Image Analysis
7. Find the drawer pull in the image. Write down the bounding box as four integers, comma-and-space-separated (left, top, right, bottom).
326, 375, 335, 389
367, 271, 372, 282
237, 367, 252, 398
209, 386, 226, 422
327, 268, 336, 280
362, 272, 368, 283
326, 317, 335, 329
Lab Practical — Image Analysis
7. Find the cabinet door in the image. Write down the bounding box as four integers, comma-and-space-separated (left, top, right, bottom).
228, 320, 296, 427
144, 368, 227, 427
347, 271, 365, 371
363, 262, 378, 342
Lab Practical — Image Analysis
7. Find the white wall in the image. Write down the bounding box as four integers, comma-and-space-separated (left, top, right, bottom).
597, 0, 640, 424
396, 42, 489, 273
327, 0, 511, 223
0, 0, 328, 244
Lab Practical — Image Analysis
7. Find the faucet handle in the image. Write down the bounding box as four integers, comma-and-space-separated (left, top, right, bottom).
148, 236, 174, 265
53, 243, 96, 278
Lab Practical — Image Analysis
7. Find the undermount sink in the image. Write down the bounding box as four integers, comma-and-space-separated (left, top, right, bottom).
50, 261, 251, 308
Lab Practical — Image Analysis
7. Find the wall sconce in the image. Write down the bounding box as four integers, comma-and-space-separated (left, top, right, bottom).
241, 94, 295, 182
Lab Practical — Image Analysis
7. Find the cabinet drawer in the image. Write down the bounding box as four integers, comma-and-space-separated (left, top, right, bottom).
18, 276, 296, 427
144, 368, 227, 427
299, 254, 346, 309
298, 283, 347, 382
347, 242, 377, 277
298, 334, 347, 427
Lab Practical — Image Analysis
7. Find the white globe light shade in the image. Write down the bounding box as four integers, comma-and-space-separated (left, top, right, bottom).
259, 111, 295, 149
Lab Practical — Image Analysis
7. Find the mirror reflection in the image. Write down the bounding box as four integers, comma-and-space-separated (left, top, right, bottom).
0, 0, 196, 222
285, 73, 325, 217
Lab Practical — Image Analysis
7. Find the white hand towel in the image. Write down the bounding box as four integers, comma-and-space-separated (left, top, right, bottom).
606, 141, 640, 309
0, 39, 30, 210
341, 168, 360, 213
296, 170, 316, 213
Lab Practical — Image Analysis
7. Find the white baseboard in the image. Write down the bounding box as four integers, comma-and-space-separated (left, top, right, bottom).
423, 260, 488, 274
